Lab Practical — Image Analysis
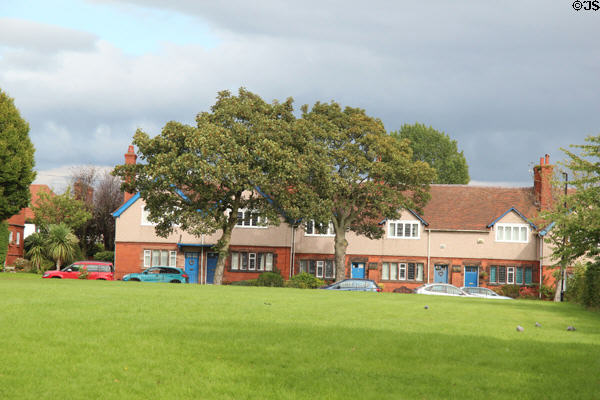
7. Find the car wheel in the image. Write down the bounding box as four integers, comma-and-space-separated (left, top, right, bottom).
51, 276, 61, 279
129, 278, 140, 282
170, 280, 181, 283
97, 278, 105, 280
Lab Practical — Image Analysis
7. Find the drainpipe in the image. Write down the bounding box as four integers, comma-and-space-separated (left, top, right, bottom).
539, 234, 543, 299
289, 224, 296, 279
200, 234, 204, 285
427, 229, 431, 283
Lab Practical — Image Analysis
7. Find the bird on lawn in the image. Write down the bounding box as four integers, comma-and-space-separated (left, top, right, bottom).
516, 325, 524, 332
535, 322, 542, 328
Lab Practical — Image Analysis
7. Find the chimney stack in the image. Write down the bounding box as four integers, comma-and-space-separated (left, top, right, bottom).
123, 145, 137, 203
533, 154, 554, 211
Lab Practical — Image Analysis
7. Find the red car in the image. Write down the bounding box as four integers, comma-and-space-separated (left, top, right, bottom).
42, 261, 114, 280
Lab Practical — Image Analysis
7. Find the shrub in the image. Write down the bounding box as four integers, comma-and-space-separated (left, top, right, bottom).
78, 267, 89, 280
518, 285, 539, 299
0, 221, 8, 268
256, 272, 284, 287
539, 284, 554, 300
230, 279, 258, 286
499, 284, 521, 299
583, 260, 600, 309
94, 251, 114, 263
10, 258, 34, 273
286, 273, 325, 289
565, 263, 586, 304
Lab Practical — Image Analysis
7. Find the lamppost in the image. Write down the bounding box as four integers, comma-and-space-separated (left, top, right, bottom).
560, 172, 568, 302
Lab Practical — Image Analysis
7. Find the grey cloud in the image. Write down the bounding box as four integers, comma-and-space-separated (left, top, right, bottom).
0, 18, 98, 53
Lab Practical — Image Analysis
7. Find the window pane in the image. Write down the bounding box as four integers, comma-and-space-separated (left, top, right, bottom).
520, 227, 527, 242
382, 263, 389, 280
144, 250, 151, 268
251, 213, 259, 226
325, 261, 334, 278
299, 260, 307, 273
525, 267, 532, 284
507, 267, 514, 284
241, 253, 248, 270
306, 221, 314, 234
160, 250, 168, 266
249, 253, 256, 270
231, 252, 239, 270
152, 250, 160, 266
237, 211, 243, 226
411, 224, 418, 238
309, 261, 316, 275
390, 263, 398, 280
257, 253, 264, 271
490, 266, 497, 283
496, 226, 503, 241
316, 261, 324, 278
265, 253, 273, 271
407, 263, 415, 280
244, 212, 251, 226
399, 263, 407, 280
505, 227, 511, 241
516, 267, 523, 284
416, 264, 424, 281
498, 267, 506, 284
169, 251, 177, 267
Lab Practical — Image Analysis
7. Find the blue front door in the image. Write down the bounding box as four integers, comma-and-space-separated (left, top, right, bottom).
206, 253, 218, 284
434, 264, 448, 283
464, 266, 478, 287
184, 252, 199, 284
351, 262, 365, 279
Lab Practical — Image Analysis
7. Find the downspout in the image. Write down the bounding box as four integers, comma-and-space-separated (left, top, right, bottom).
200, 234, 205, 285
427, 229, 431, 284
539, 234, 543, 299
289, 224, 296, 279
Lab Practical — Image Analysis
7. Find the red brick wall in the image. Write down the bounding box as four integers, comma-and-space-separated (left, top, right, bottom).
223, 246, 291, 283
5, 211, 25, 265
114, 242, 179, 279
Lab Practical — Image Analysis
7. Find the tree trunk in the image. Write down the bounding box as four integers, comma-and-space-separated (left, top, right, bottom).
334, 230, 348, 282
213, 220, 236, 285
56, 259, 60, 271
554, 265, 566, 302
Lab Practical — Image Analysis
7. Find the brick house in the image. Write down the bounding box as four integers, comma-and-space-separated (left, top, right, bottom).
113, 148, 560, 294
4, 184, 53, 265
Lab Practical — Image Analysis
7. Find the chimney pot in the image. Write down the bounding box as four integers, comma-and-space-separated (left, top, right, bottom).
540, 157, 544, 166
545, 154, 550, 165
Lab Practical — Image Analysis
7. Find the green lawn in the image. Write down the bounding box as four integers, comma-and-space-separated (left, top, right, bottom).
1, 274, 599, 399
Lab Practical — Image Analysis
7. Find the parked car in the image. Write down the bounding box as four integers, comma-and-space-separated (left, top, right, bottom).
42, 261, 114, 280
460, 286, 513, 299
123, 266, 188, 283
414, 283, 469, 297
320, 278, 382, 292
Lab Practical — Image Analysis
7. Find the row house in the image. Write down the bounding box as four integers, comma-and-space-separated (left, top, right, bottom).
113, 147, 559, 293
4, 184, 52, 266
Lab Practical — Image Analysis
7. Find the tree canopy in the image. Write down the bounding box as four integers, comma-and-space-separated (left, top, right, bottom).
0, 89, 36, 221
390, 123, 469, 184
543, 135, 600, 264
292, 103, 436, 281
114, 88, 300, 284
32, 187, 92, 232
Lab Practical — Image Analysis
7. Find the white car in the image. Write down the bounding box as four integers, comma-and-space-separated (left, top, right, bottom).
414, 283, 469, 297
460, 286, 513, 299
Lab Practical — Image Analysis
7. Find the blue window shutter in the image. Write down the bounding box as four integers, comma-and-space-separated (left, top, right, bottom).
490, 266, 497, 283
516, 267, 523, 285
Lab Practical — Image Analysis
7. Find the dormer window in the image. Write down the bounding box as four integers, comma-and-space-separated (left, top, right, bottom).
388, 221, 420, 239
236, 209, 267, 228
495, 223, 528, 243
305, 221, 335, 236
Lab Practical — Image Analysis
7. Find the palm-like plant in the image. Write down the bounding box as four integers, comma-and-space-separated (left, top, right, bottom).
24, 232, 47, 273
46, 223, 79, 270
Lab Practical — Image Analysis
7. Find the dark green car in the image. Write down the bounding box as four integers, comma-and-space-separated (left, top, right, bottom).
123, 267, 188, 283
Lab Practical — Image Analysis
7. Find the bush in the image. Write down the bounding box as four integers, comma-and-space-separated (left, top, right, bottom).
230, 279, 258, 286
10, 258, 35, 273
583, 261, 600, 309
94, 251, 114, 263
0, 221, 8, 268
286, 273, 325, 289
518, 285, 539, 299
565, 263, 586, 304
499, 284, 521, 299
256, 272, 284, 287
539, 284, 554, 300
78, 267, 89, 280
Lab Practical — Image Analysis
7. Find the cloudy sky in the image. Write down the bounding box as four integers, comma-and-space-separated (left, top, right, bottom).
1, 0, 598, 190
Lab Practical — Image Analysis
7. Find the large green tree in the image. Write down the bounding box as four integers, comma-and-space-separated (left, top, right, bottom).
46, 223, 79, 270
32, 187, 92, 232
391, 123, 469, 184
114, 88, 301, 284
543, 135, 600, 301
291, 103, 436, 281
0, 89, 36, 221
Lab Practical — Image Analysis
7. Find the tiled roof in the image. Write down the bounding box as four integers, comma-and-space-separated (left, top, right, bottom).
23, 184, 53, 220
420, 185, 540, 231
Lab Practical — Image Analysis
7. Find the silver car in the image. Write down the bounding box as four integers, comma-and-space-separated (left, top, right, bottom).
460, 286, 513, 299
414, 283, 469, 297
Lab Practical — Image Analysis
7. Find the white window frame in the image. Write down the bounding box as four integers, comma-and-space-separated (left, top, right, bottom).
144, 249, 176, 268
388, 220, 420, 239
8, 231, 13, 244
248, 253, 257, 270
507, 267, 515, 284
16, 232, 20, 245
144, 250, 151, 268
231, 252, 239, 270
495, 223, 529, 243
235, 209, 267, 228
265, 253, 273, 271
304, 220, 335, 236
169, 251, 177, 267
382, 263, 390, 280
316, 260, 324, 278
399, 263, 407, 280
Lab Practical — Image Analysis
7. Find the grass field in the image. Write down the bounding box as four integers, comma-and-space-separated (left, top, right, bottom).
1, 274, 599, 399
